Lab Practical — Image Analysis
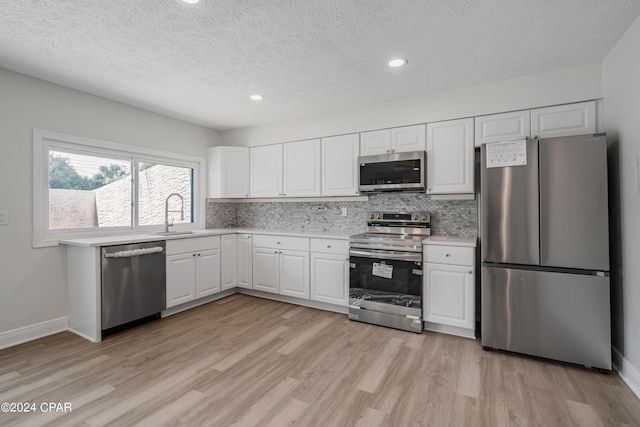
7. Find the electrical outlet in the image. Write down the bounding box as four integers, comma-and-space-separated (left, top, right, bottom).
0, 210, 8, 225
341, 207, 348, 216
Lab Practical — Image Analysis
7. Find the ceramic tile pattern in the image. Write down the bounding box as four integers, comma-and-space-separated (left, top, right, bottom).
206, 193, 477, 237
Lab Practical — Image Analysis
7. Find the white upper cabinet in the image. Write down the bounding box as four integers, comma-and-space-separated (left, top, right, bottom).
474, 110, 531, 147
207, 146, 249, 198
283, 139, 321, 197
392, 124, 426, 152
360, 129, 391, 156
426, 118, 474, 195
321, 133, 360, 196
360, 125, 425, 156
250, 144, 283, 197
531, 101, 596, 139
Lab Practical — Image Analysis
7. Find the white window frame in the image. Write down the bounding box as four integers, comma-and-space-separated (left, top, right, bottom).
33, 129, 205, 247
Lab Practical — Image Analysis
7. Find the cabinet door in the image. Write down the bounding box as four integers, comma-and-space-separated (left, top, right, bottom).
321, 134, 360, 196
424, 263, 474, 330
222, 147, 250, 198
252, 247, 280, 293
166, 253, 196, 308
250, 144, 283, 197
360, 129, 391, 156
474, 110, 530, 146
195, 248, 221, 298
531, 101, 596, 139
310, 252, 348, 306
221, 234, 237, 290
237, 234, 253, 289
283, 139, 321, 197
279, 249, 310, 299
392, 124, 426, 152
426, 118, 474, 195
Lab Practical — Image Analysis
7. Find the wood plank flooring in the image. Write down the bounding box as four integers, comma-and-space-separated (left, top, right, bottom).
1, 294, 639, 426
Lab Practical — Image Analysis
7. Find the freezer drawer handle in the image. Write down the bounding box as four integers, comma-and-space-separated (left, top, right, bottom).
104, 247, 164, 258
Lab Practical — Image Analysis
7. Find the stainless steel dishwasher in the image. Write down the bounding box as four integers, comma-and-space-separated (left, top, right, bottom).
101, 241, 166, 334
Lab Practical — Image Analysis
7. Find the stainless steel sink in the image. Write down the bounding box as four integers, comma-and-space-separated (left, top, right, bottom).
153, 231, 194, 236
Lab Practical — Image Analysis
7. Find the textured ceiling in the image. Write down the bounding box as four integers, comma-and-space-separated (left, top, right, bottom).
1, 0, 639, 131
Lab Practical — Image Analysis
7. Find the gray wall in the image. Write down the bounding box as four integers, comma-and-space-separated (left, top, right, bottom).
207, 193, 477, 237
602, 13, 640, 390
0, 68, 219, 335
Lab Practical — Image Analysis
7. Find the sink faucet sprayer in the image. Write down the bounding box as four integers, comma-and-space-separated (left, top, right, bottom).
164, 193, 184, 232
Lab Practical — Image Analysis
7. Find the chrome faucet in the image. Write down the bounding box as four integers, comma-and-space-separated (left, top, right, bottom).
164, 193, 184, 233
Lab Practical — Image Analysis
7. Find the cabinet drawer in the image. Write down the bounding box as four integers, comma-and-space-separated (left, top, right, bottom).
166, 236, 221, 255
423, 245, 474, 266
310, 238, 349, 255
252, 234, 309, 251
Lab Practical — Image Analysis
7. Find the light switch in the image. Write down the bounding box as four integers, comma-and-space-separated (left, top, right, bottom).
637, 152, 640, 201
341, 207, 348, 216
0, 210, 8, 225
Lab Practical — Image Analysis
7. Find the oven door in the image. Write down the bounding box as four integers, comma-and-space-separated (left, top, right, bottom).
349, 248, 423, 318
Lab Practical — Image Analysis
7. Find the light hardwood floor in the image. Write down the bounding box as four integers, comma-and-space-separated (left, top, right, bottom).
1, 294, 639, 426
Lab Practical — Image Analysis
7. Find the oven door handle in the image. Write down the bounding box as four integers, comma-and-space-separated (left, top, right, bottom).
349, 249, 422, 262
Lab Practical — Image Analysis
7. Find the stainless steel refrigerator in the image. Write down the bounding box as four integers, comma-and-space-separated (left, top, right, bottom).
481, 134, 611, 370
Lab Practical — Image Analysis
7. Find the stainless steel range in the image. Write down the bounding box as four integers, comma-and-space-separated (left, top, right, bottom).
349, 212, 430, 333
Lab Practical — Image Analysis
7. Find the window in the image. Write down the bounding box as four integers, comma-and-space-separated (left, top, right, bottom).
34, 129, 204, 247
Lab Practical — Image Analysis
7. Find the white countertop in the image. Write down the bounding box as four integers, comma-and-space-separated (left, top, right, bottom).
60, 228, 352, 247
422, 235, 477, 247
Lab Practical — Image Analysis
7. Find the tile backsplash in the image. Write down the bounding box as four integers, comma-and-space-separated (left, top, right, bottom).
206, 193, 477, 237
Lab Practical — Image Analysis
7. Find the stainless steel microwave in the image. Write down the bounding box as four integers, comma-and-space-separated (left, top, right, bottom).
358, 151, 426, 192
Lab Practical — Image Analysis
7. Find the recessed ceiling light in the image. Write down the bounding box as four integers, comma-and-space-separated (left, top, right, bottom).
388, 58, 408, 68
181, 0, 200, 4
250, 94, 263, 101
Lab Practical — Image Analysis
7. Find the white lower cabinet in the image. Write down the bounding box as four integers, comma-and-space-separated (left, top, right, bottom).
279, 250, 310, 298
221, 234, 237, 290
423, 244, 475, 338
196, 249, 222, 297
252, 248, 280, 293
237, 234, 253, 289
166, 236, 221, 308
166, 252, 197, 307
252, 235, 310, 298
310, 238, 350, 306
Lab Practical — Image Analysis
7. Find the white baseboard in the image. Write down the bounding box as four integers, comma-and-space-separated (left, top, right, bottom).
161, 289, 238, 317
423, 321, 476, 339
0, 317, 69, 350
612, 346, 640, 399
238, 289, 349, 315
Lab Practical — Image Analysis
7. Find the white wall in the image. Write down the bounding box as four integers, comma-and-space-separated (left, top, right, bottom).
602, 14, 640, 394
220, 63, 603, 146
0, 68, 220, 335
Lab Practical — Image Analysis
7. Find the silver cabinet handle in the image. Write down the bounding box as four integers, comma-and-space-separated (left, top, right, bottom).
192, 254, 196, 257
277, 242, 281, 244
274, 251, 278, 254
248, 236, 252, 239
327, 245, 331, 248
245, 194, 248, 197
278, 193, 282, 196
468, 271, 473, 274
445, 253, 451, 257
